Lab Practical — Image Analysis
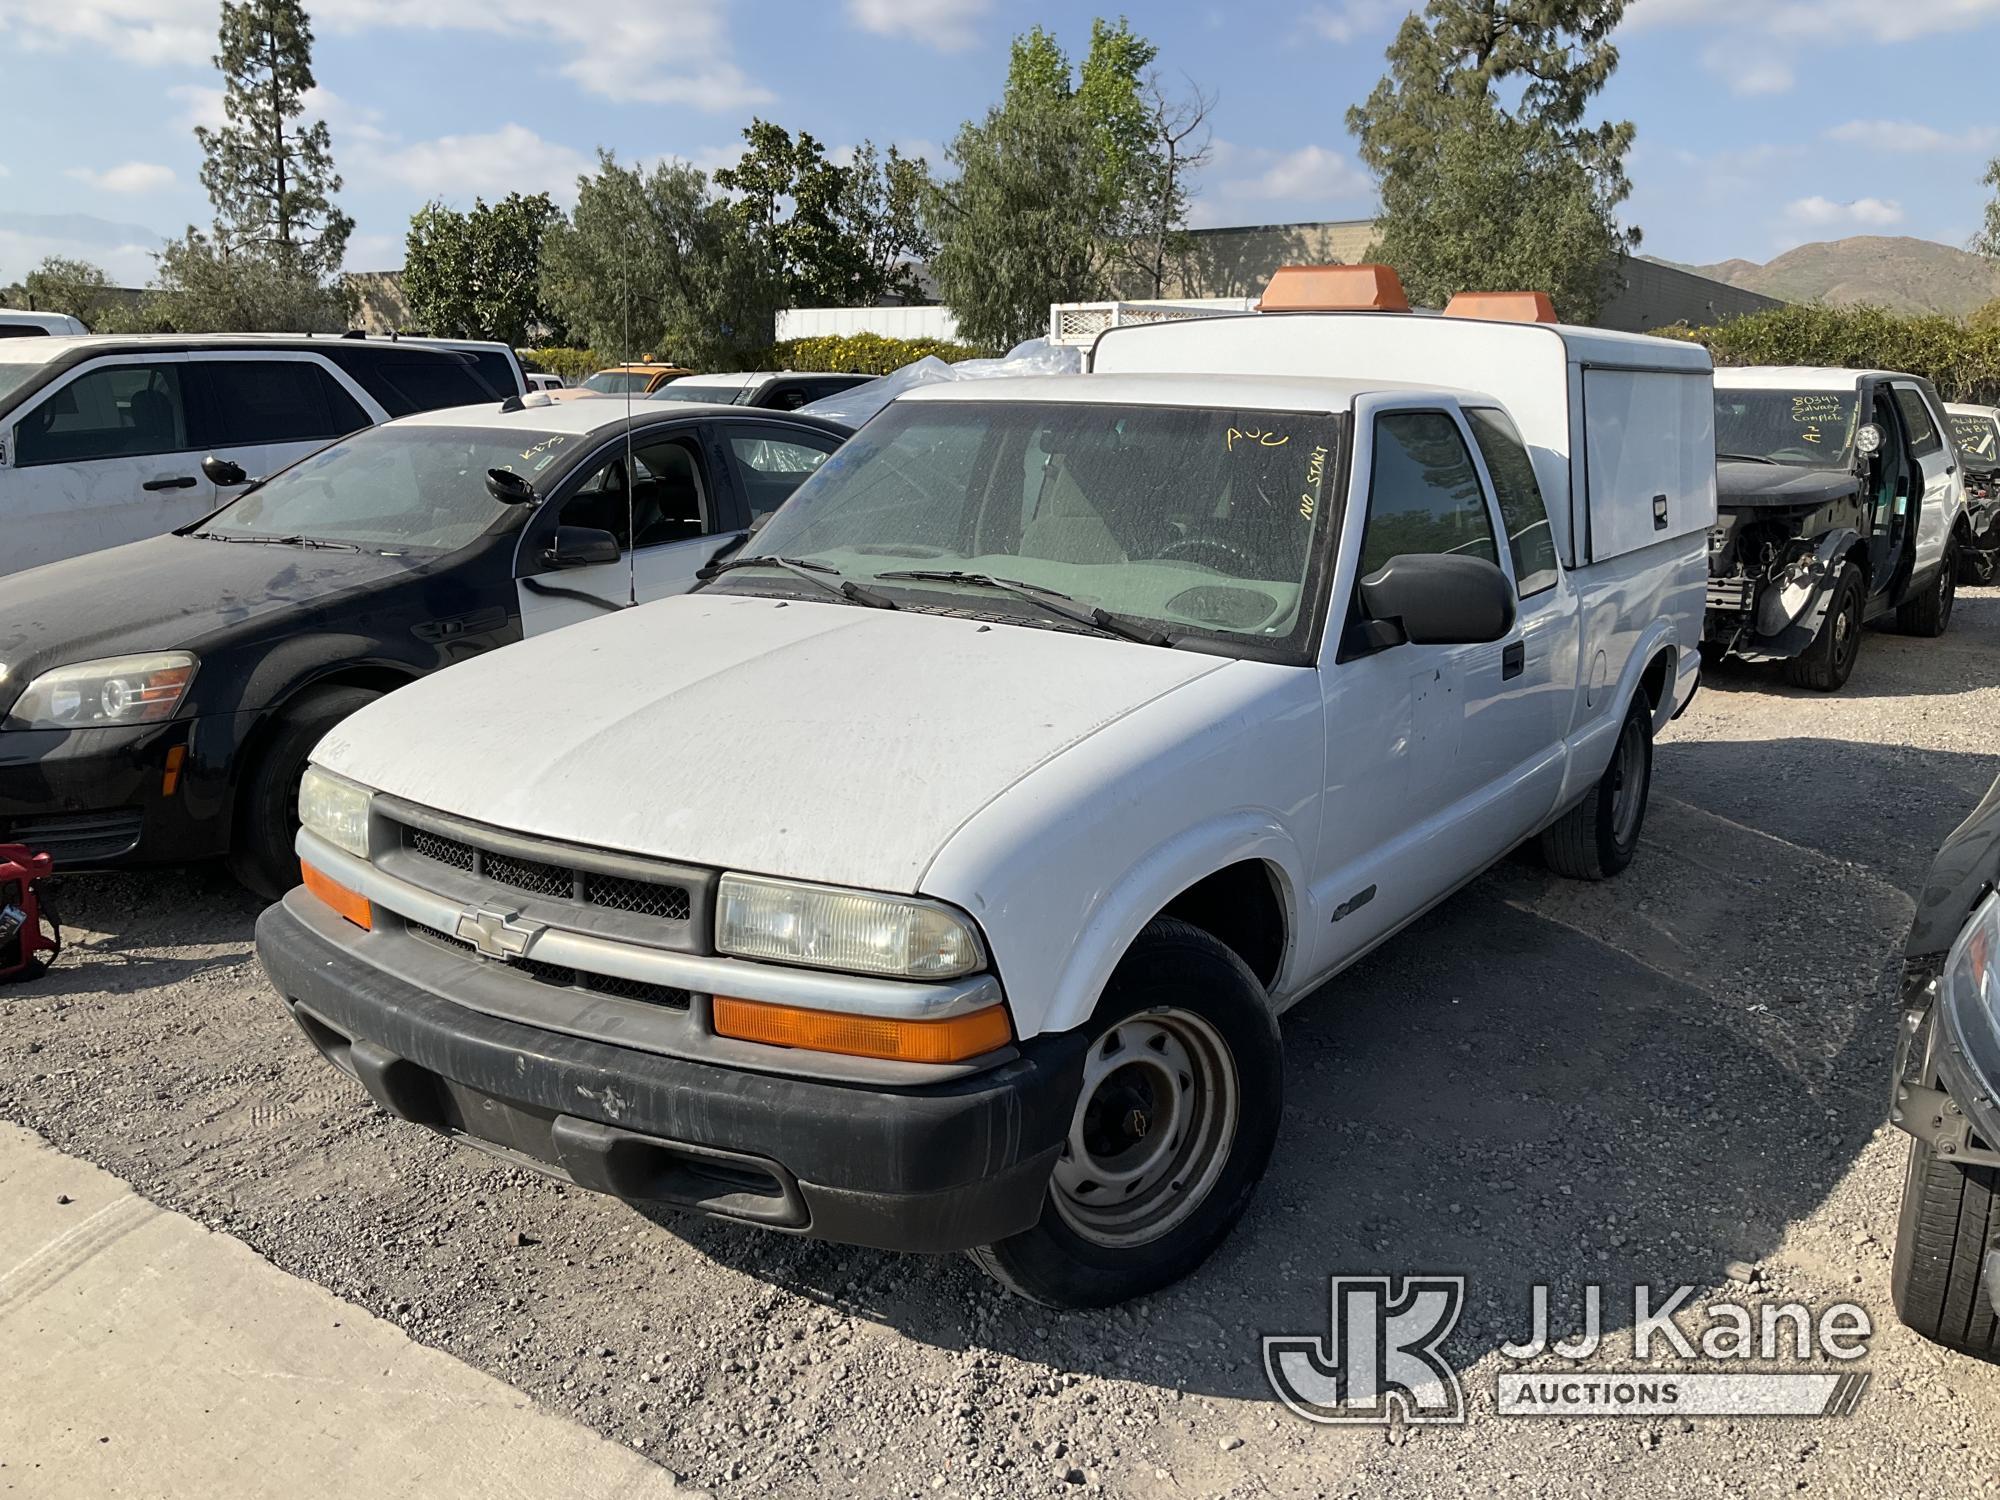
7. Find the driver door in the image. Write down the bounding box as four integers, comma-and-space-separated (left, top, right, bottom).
516, 428, 738, 637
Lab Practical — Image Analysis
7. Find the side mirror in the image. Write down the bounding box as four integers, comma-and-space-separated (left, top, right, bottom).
1358, 553, 1517, 646
542, 525, 621, 570
202, 455, 249, 487
486, 467, 537, 505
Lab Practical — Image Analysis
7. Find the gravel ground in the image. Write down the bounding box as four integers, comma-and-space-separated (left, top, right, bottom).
5, 589, 2000, 1499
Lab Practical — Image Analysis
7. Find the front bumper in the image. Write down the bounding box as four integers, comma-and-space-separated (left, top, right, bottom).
0, 712, 251, 867
256, 892, 1089, 1252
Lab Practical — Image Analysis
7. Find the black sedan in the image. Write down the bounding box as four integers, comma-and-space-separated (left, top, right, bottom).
1890, 772, 2000, 1359
0, 396, 849, 895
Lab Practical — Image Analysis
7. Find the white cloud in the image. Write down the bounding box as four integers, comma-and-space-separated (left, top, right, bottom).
1786, 195, 1906, 228
1303, 0, 1405, 42
349, 124, 596, 206
0, 0, 771, 110
1827, 119, 2000, 153
343, 231, 404, 271
0, 220, 163, 285
168, 84, 225, 132
1632, 0, 2000, 40
1210, 143, 1373, 205
1702, 43, 1794, 96
66, 161, 177, 195
844, 0, 989, 51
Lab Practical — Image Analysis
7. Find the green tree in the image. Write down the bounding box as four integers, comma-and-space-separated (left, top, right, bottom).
927, 17, 1205, 348
195, 0, 352, 277
713, 121, 933, 305
147, 230, 351, 332
1977, 158, 2000, 260
403, 192, 565, 345
1349, 0, 1637, 320
540, 151, 782, 368
5, 256, 117, 325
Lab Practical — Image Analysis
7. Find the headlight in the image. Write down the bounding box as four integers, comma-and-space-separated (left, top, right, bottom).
298, 766, 374, 860
2, 652, 196, 730
716, 873, 985, 979
1948, 890, 2000, 1026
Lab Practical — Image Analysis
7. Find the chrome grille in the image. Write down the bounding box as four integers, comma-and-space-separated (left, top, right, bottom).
585, 872, 692, 921
395, 821, 694, 924
483, 850, 573, 900
409, 921, 690, 1011
408, 828, 474, 872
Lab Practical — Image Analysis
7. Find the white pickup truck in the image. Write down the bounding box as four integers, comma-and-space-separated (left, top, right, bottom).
256, 272, 1715, 1306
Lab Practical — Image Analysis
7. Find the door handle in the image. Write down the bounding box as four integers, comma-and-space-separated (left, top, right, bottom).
143, 475, 198, 492
1502, 641, 1525, 680
1652, 493, 1669, 531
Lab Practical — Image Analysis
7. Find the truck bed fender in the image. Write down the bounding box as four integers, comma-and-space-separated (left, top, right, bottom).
1754, 527, 1860, 641
1037, 813, 1309, 1038
1564, 620, 1684, 805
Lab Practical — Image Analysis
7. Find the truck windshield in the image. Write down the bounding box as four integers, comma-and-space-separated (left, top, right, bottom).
197, 424, 567, 551
1715, 389, 1858, 468
728, 399, 1344, 656
1949, 412, 2000, 468
584, 371, 653, 394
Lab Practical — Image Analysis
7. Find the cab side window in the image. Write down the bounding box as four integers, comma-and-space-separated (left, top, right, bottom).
196, 359, 367, 446
14, 363, 190, 466
559, 436, 713, 550
1892, 387, 1942, 458
1357, 410, 1498, 577
1465, 407, 1559, 597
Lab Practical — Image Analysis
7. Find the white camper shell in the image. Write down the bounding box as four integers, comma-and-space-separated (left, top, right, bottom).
1089, 309, 1718, 572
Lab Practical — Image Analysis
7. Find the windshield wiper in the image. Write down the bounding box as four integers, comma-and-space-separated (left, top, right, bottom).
876, 569, 1175, 647
703, 553, 898, 610
187, 531, 359, 551
1717, 452, 1782, 465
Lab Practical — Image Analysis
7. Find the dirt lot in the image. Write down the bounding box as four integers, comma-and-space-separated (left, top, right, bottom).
6, 590, 2000, 1499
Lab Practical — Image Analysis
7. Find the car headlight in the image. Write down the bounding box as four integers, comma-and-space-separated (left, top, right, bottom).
1949, 890, 2000, 1026
298, 765, 374, 860
716, 873, 985, 979
2, 652, 197, 730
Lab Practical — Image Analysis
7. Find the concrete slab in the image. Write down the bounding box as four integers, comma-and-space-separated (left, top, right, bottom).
0, 1123, 699, 1499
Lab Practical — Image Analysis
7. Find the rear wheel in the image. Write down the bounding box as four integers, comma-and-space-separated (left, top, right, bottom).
1540, 696, 1653, 881
1781, 562, 1864, 692
968, 918, 1282, 1307
1899, 539, 1960, 637
1891, 1137, 2000, 1363
226, 685, 381, 900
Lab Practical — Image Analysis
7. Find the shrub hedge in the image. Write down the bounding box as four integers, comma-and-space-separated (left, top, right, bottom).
517, 347, 603, 384
520, 332, 988, 384
1658, 302, 2000, 405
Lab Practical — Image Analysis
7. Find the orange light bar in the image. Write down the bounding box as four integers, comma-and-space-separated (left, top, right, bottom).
1259, 263, 1410, 313
1444, 290, 1560, 324
712, 996, 1012, 1065
302, 862, 372, 930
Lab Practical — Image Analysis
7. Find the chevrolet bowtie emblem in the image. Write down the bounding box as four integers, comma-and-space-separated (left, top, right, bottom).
454, 905, 542, 961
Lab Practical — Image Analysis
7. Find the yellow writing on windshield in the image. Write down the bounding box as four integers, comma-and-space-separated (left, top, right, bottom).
1226, 426, 1291, 452
1301, 444, 1328, 520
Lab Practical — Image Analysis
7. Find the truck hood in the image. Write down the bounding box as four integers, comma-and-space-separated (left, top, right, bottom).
315, 592, 1232, 894
1716, 461, 1857, 511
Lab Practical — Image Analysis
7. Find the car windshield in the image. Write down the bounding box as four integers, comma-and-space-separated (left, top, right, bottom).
651, 381, 746, 404
1950, 412, 2000, 467
198, 424, 571, 551
1715, 389, 1858, 467
584, 371, 652, 394
725, 399, 1344, 656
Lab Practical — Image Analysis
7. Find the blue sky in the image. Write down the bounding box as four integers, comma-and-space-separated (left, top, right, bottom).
3, 0, 1999, 287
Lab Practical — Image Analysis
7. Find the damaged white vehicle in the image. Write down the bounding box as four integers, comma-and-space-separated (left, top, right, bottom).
257, 272, 1714, 1306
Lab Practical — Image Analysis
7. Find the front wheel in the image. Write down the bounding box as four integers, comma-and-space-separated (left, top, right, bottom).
968, 918, 1282, 1307
1781, 562, 1865, 692
1891, 1138, 2000, 1362
227, 685, 381, 900
1539, 696, 1653, 881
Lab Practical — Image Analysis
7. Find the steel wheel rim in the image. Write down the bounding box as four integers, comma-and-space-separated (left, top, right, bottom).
1833, 590, 1860, 676
1050, 1008, 1240, 1248
1941, 553, 1957, 625
1609, 715, 1647, 846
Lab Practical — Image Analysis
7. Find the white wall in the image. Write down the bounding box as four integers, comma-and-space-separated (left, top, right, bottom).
777, 306, 962, 342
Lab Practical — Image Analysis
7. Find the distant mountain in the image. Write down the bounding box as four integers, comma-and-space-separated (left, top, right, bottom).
0, 211, 167, 287
1658, 237, 2000, 319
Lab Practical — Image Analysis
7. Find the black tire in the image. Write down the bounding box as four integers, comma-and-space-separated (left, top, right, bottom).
1898, 539, 1960, 637
967, 917, 1282, 1307
1539, 696, 1653, 881
1891, 1137, 2000, 1362
1780, 562, 1865, 692
226, 685, 380, 900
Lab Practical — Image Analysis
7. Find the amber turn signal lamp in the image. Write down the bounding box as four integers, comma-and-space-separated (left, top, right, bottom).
302, 862, 372, 931
161, 744, 187, 798
712, 996, 1012, 1064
